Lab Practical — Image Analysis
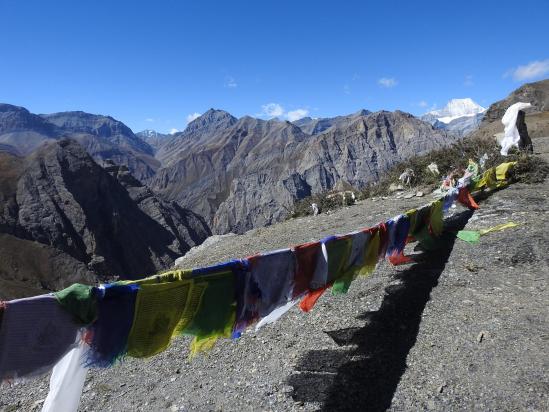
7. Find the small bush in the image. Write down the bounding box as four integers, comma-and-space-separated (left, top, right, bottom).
512, 153, 549, 184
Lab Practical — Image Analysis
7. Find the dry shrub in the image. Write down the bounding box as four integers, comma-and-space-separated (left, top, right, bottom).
512, 154, 549, 184
291, 191, 356, 218
368, 136, 507, 196
289, 136, 548, 219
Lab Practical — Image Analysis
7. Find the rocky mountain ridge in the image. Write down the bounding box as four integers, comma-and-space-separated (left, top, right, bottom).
0, 104, 159, 181
292, 109, 371, 135
0, 102, 460, 235
5, 80, 547, 238
481, 78, 549, 124
150, 109, 457, 234
0, 139, 210, 299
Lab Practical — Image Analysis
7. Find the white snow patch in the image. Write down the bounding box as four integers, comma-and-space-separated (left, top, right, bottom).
426, 98, 485, 124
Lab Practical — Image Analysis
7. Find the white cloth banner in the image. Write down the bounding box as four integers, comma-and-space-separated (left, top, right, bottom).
42, 340, 89, 412
255, 299, 298, 330
500, 102, 532, 155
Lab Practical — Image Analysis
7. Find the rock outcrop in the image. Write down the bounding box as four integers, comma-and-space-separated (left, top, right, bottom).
0, 140, 210, 298
150, 109, 457, 234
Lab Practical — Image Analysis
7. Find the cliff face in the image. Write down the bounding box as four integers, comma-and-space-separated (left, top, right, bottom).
0, 140, 210, 298
150, 110, 456, 234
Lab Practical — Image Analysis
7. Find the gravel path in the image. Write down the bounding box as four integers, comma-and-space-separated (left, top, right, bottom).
1, 139, 548, 412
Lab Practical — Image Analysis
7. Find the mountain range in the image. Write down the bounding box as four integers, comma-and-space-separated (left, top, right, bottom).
0, 103, 461, 235
424, 98, 486, 124
149, 109, 455, 234
0, 105, 159, 181
1, 79, 547, 298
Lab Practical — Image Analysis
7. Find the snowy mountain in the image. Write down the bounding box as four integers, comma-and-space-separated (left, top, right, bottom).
424, 98, 486, 124
421, 98, 486, 137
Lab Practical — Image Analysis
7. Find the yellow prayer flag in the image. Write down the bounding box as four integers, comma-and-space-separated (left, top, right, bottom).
127, 280, 193, 358
429, 200, 444, 237
495, 162, 517, 182
479, 222, 519, 236
405, 208, 418, 234
358, 230, 380, 276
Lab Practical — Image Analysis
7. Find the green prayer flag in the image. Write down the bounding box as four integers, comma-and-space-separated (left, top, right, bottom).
326, 237, 353, 284
458, 221, 519, 243
54, 283, 97, 324
414, 225, 439, 250
429, 199, 444, 237
332, 275, 352, 295
457, 230, 481, 243
181, 270, 236, 341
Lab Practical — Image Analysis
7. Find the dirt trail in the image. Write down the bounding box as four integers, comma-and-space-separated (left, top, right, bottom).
1, 138, 548, 412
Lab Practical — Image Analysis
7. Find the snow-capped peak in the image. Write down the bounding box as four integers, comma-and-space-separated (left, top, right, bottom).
426, 98, 485, 124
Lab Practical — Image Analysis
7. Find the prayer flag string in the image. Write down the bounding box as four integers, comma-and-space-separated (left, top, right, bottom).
0, 161, 517, 411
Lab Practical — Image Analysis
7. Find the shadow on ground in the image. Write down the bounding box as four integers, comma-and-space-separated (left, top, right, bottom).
287, 209, 474, 412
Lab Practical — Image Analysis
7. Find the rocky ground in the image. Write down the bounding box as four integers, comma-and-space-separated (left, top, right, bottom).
1, 138, 548, 412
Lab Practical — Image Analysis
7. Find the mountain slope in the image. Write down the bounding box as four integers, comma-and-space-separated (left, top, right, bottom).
155, 109, 239, 166
136, 129, 172, 153
0, 104, 57, 155
0, 140, 210, 298
0, 104, 159, 181
433, 112, 484, 138
470, 79, 549, 140
481, 79, 549, 124
41, 111, 159, 180
150, 109, 456, 234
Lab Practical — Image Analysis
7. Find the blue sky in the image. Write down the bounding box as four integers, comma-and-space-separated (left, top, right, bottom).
1, 0, 548, 133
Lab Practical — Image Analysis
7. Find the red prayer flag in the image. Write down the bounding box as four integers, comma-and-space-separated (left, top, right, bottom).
299, 284, 330, 312
458, 187, 479, 210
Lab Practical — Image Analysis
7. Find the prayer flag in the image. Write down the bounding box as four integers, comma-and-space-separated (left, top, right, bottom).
0, 295, 79, 380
